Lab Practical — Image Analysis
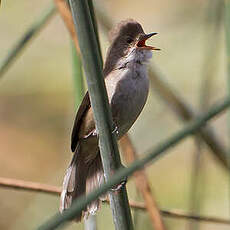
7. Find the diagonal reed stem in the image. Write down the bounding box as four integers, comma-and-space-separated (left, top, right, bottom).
0, 4, 56, 77
150, 64, 228, 169
37, 97, 230, 230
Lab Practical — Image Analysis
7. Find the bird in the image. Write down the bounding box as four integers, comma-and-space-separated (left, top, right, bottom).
60, 18, 159, 221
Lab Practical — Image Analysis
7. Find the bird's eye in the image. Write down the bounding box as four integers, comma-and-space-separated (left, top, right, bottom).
126, 38, 133, 44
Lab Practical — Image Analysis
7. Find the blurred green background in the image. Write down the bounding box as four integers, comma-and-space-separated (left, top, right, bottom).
0, 0, 229, 229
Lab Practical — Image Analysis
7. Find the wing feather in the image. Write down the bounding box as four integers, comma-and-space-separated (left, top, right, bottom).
71, 92, 91, 152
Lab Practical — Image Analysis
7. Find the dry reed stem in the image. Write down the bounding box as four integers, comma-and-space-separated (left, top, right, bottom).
0, 176, 229, 225
120, 135, 166, 230
0, 176, 61, 195
54, 0, 80, 54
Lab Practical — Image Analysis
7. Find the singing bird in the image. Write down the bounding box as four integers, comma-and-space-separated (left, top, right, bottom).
60, 19, 159, 221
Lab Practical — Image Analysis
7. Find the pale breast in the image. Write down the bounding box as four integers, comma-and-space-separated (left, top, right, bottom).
105, 62, 149, 138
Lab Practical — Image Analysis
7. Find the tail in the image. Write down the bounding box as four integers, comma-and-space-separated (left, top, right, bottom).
60, 145, 104, 222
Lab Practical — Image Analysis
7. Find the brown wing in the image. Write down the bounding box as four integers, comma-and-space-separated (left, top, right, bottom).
71, 92, 91, 152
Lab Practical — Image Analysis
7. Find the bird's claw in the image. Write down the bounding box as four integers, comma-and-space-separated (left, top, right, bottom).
112, 125, 119, 136
111, 179, 127, 191
110, 165, 127, 191
92, 129, 98, 136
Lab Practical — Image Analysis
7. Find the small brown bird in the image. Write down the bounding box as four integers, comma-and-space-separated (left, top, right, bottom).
60, 19, 159, 221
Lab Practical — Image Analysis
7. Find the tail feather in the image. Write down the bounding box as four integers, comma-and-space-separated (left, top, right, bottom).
86, 154, 105, 215
60, 145, 104, 222
60, 151, 77, 211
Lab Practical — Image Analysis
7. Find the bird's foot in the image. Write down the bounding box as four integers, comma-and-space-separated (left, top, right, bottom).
112, 125, 119, 136
111, 179, 127, 191
110, 165, 127, 191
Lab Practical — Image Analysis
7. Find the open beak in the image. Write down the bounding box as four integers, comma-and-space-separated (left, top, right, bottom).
136, 32, 160, 51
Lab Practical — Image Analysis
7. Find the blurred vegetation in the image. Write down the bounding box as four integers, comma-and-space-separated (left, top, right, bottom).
0, 0, 229, 229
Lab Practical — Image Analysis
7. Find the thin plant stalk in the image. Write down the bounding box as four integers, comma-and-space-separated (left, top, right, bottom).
188, 2, 224, 229
68, 0, 134, 230
87, 0, 103, 67
132, 190, 141, 227
200, 0, 223, 110
1, 176, 230, 226
225, 0, 230, 218
120, 135, 166, 230
1, 176, 230, 225
149, 65, 228, 168
54, 0, 80, 54
225, 0, 230, 158
0, 4, 56, 77
188, 137, 203, 230
225, 0, 230, 107
71, 41, 84, 108
37, 96, 230, 230
84, 215, 97, 230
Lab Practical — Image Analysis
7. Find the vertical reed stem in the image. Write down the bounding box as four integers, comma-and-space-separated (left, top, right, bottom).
68, 0, 134, 229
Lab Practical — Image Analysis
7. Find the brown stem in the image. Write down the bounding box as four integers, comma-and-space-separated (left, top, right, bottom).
53, 0, 80, 54
120, 135, 166, 230
0, 176, 61, 195
0, 176, 229, 225
161, 209, 230, 225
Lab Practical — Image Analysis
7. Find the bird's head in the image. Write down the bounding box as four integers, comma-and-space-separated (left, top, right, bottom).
104, 19, 159, 75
